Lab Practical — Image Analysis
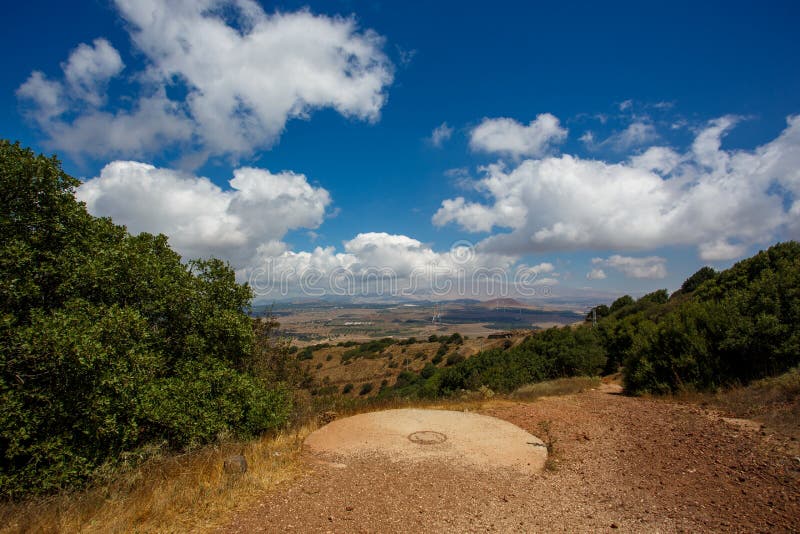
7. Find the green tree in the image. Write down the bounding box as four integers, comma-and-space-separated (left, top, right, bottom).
0, 141, 290, 497
609, 295, 634, 314
680, 266, 717, 294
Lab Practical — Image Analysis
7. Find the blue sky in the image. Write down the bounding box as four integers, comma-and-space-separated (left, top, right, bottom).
3, 0, 800, 302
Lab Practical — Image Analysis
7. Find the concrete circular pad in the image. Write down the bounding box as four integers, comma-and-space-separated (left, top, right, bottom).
304, 408, 547, 473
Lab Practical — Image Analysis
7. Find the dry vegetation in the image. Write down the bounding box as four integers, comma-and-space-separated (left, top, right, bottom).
0, 376, 599, 533
0, 427, 312, 534
303, 336, 509, 394
4, 372, 797, 532
671, 367, 800, 441
511, 376, 600, 401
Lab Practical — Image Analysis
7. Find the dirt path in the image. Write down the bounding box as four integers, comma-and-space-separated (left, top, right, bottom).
223, 387, 800, 533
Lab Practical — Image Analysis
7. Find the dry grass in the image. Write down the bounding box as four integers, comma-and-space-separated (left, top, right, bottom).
512, 376, 601, 401
0, 424, 316, 534
0, 398, 484, 534
0, 376, 597, 533
673, 367, 800, 440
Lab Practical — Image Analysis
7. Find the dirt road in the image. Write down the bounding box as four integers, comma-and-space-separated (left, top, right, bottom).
224, 385, 799, 533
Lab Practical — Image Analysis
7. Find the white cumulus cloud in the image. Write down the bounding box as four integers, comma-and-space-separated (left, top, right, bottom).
77, 161, 331, 267
434, 115, 800, 261
62, 38, 124, 106
469, 114, 567, 158
592, 255, 667, 279
245, 232, 540, 300
586, 268, 607, 280
582, 121, 659, 152
429, 122, 454, 147
18, 0, 393, 162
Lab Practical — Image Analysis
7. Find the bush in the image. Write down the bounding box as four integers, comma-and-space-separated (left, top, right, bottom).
609, 295, 634, 314
620, 242, 800, 394
428, 325, 607, 396
340, 338, 395, 361
0, 141, 291, 497
395, 371, 418, 388
446, 332, 463, 345
446, 353, 466, 366
420, 363, 437, 379
359, 383, 374, 395
342, 383, 354, 394
681, 266, 717, 294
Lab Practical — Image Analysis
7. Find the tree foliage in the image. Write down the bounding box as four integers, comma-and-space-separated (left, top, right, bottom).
0, 141, 290, 497
382, 325, 606, 398
600, 242, 800, 394
379, 242, 800, 400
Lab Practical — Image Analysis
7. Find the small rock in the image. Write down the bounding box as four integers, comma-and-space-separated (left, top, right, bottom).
345, 506, 354, 512
611, 523, 619, 529
223, 454, 248, 474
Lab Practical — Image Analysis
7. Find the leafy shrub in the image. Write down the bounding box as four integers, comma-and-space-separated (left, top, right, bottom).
446, 332, 463, 345
359, 383, 374, 395
446, 354, 465, 366
341, 338, 395, 361
424, 325, 606, 396
0, 141, 291, 497
609, 295, 634, 314
342, 383, 354, 394
394, 371, 418, 388
680, 266, 717, 294
420, 363, 437, 379
620, 242, 800, 394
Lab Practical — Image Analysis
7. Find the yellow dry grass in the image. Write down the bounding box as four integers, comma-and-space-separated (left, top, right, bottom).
512, 376, 601, 400
0, 376, 597, 533
0, 424, 316, 534
669, 367, 800, 440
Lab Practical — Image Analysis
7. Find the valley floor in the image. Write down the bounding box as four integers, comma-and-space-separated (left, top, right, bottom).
223, 383, 799, 533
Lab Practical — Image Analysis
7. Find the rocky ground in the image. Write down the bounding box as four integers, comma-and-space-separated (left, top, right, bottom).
223, 383, 800, 533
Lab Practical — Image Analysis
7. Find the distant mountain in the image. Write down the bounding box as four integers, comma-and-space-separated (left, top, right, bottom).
480, 297, 529, 309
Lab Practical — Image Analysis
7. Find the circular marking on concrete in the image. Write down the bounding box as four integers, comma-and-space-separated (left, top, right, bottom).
304, 408, 547, 473
408, 430, 447, 444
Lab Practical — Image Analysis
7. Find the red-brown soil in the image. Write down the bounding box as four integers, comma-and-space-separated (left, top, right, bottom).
223, 385, 800, 533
